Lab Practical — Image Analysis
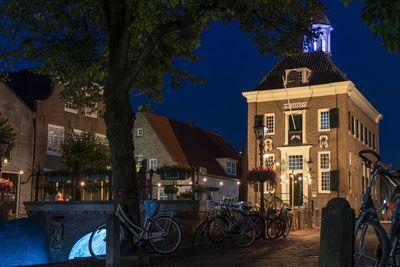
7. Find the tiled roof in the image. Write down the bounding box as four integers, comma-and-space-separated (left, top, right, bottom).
145, 113, 239, 177
253, 51, 348, 91
4, 69, 53, 110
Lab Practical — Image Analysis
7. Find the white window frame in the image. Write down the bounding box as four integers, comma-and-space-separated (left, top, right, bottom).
158, 187, 168, 200
264, 153, 275, 192
264, 113, 275, 135
47, 124, 65, 156
149, 159, 157, 171
137, 128, 143, 137
64, 100, 78, 114
318, 108, 330, 131
95, 133, 108, 144
73, 129, 83, 135
226, 159, 237, 176
318, 151, 331, 193
284, 110, 307, 145
85, 103, 98, 118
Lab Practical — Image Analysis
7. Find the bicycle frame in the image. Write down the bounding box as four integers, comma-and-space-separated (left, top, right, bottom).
115, 204, 174, 241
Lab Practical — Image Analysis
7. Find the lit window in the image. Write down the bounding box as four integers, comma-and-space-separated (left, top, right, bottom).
318, 109, 330, 130
85, 103, 98, 118
264, 154, 275, 167
227, 159, 237, 175
137, 128, 143, 137
288, 155, 303, 170
47, 124, 65, 156
149, 159, 157, 171
65, 100, 78, 114
158, 188, 168, 200
265, 114, 275, 134
319, 152, 330, 192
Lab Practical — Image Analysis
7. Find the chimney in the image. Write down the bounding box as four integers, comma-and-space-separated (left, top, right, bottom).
186, 119, 194, 127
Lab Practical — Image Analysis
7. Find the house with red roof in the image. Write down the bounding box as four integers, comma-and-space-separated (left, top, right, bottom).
133, 112, 241, 201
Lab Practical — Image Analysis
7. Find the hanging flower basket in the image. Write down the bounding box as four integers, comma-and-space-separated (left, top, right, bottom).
0, 178, 14, 193
246, 166, 278, 185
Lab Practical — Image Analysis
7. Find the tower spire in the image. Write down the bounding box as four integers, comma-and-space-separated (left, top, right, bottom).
303, 13, 333, 53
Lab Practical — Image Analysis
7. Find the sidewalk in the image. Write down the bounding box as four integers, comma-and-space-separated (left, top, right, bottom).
29, 228, 321, 267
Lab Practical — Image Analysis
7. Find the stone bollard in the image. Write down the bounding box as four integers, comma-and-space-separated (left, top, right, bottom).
314, 209, 321, 226
106, 214, 120, 267
319, 198, 354, 267
299, 210, 304, 230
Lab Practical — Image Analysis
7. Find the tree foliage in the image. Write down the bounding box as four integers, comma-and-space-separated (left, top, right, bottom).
342, 0, 400, 53
0, 0, 326, 225
0, 113, 15, 150
60, 131, 111, 171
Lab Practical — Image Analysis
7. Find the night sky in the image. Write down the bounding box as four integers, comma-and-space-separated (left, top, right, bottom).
132, 0, 400, 168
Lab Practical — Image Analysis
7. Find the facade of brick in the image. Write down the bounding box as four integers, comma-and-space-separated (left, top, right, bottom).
244, 79, 381, 212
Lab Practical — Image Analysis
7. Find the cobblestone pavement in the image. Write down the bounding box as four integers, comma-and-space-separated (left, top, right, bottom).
30, 228, 321, 267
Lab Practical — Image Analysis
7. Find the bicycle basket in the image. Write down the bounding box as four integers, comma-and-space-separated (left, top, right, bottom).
144, 201, 159, 218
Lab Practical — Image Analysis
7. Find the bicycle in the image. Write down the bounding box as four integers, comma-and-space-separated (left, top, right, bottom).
192, 205, 219, 247
354, 150, 400, 267
89, 201, 183, 259
207, 200, 257, 248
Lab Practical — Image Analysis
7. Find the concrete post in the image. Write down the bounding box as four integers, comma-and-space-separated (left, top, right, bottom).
319, 198, 354, 267
299, 210, 304, 230
106, 214, 120, 267
314, 209, 321, 226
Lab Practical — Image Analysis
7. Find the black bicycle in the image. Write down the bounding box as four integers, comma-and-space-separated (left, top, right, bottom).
354, 150, 400, 267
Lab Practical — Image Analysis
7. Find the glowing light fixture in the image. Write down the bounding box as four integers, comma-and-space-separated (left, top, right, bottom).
157, 183, 161, 187
219, 182, 223, 186
203, 178, 207, 182
19, 170, 24, 175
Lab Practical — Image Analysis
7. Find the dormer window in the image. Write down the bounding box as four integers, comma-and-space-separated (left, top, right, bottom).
284, 68, 312, 88
227, 159, 237, 176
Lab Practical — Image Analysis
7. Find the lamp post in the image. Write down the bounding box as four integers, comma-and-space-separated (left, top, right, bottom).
254, 115, 267, 214
0, 139, 10, 177
307, 158, 314, 229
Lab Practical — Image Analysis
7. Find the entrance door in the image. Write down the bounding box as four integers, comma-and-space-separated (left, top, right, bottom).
290, 173, 303, 207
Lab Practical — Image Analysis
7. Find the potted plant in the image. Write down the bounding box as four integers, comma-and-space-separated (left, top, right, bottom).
156, 165, 191, 180
178, 190, 193, 200
163, 185, 179, 200
246, 166, 278, 188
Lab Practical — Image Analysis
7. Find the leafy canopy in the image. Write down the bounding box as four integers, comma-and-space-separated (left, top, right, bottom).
60, 131, 111, 171
0, 0, 326, 106
342, 0, 400, 53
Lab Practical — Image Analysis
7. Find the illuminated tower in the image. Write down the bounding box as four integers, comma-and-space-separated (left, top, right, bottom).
304, 14, 333, 53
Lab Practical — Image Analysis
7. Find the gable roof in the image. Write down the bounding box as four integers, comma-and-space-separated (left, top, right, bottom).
4, 69, 53, 111
253, 51, 348, 91
145, 113, 239, 177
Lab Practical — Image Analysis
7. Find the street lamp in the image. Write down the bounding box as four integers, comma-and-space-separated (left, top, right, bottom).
307, 158, 314, 229
0, 139, 10, 177
254, 115, 267, 213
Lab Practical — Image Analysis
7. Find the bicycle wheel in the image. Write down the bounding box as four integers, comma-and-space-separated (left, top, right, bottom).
147, 216, 182, 254
266, 217, 284, 240
250, 213, 265, 240
89, 224, 107, 259
282, 215, 293, 238
229, 215, 256, 248
192, 220, 209, 247
354, 219, 389, 267
208, 216, 227, 243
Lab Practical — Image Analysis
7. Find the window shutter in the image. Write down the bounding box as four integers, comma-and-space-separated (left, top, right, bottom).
330, 170, 339, 191
254, 115, 264, 127
329, 108, 339, 128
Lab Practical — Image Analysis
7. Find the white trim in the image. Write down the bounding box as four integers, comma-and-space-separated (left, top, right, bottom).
64, 100, 78, 114
318, 151, 331, 193
227, 159, 238, 176
242, 81, 382, 122
85, 103, 98, 118
318, 108, 330, 132
137, 128, 143, 137
264, 113, 275, 135
158, 187, 168, 200
264, 154, 275, 193
149, 159, 157, 171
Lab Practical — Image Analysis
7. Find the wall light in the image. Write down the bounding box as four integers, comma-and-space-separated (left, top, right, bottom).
157, 183, 161, 187
219, 182, 223, 186
19, 170, 24, 175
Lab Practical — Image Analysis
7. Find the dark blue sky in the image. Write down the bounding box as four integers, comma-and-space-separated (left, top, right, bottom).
132, 0, 400, 168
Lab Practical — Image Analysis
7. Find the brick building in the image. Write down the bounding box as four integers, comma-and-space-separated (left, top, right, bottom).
133, 112, 240, 201
242, 17, 382, 211
0, 69, 106, 216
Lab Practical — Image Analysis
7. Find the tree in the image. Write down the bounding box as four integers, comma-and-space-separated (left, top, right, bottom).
60, 131, 111, 200
0, 0, 325, 232
0, 113, 15, 150
342, 0, 400, 53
